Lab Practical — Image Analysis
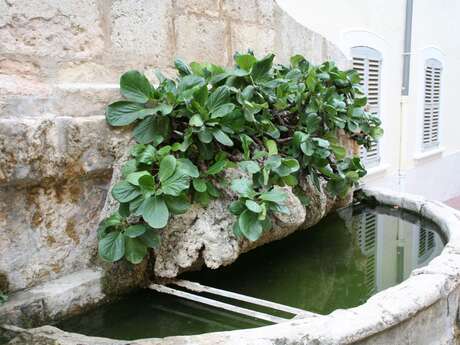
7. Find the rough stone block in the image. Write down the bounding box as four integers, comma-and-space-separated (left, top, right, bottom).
0, 116, 124, 185
0, 0, 104, 59
50, 84, 120, 117
0, 177, 110, 291
175, 0, 220, 17
231, 23, 275, 57
56, 62, 121, 84
174, 14, 228, 65
222, 0, 260, 23
255, 0, 275, 25
110, 0, 174, 67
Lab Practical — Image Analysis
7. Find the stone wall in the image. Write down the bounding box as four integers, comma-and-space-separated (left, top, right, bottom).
0, 0, 349, 293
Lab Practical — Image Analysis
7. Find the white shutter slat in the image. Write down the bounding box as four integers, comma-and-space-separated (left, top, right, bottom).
422, 59, 442, 150
352, 47, 382, 168
355, 213, 377, 296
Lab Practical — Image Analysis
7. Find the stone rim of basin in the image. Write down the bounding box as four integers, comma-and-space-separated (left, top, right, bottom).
3, 187, 460, 345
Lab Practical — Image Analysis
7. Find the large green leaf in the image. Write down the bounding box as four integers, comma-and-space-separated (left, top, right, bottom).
272, 158, 300, 177
141, 230, 161, 248
189, 114, 204, 127
107, 101, 155, 126
133, 115, 170, 145
125, 224, 148, 238
264, 139, 278, 156
177, 75, 205, 95
138, 174, 156, 194
97, 213, 123, 240
259, 189, 287, 203
198, 128, 213, 143
126, 171, 150, 186
231, 178, 254, 198
240, 134, 254, 160
192, 178, 207, 192
159, 155, 177, 182
207, 86, 231, 111
206, 160, 227, 175
164, 194, 191, 214
137, 145, 157, 164
142, 196, 169, 229
210, 103, 235, 119
175, 58, 192, 76
245, 200, 262, 213
229, 200, 245, 215
160, 170, 190, 196
235, 54, 257, 71
120, 70, 152, 103
122, 159, 137, 177
112, 181, 141, 203
212, 129, 233, 146
238, 210, 263, 241
125, 237, 148, 264
238, 161, 260, 174
251, 54, 274, 81
177, 159, 200, 178
306, 70, 316, 91
99, 231, 125, 262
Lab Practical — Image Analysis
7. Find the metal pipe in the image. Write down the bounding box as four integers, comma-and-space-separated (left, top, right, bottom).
401, 0, 414, 95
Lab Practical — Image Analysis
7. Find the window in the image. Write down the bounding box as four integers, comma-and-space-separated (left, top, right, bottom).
351, 46, 382, 168
422, 59, 442, 150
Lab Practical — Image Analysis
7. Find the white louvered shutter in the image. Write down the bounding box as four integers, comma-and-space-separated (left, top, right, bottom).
355, 212, 377, 296
351, 47, 382, 168
417, 227, 435, 264
422, 59, 442, 150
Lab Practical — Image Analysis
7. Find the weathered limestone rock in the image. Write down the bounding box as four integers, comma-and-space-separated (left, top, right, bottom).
98, 140, 352, 279
174, 14, 229, 66
110, 0, 174, 67
0, 0, 104, 59
0, 116, 128, 291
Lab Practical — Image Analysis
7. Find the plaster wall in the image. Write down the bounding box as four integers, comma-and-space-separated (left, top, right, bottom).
277, 0, 460, 201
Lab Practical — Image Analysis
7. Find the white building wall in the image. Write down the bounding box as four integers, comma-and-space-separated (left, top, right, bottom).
276, 0, 460, 201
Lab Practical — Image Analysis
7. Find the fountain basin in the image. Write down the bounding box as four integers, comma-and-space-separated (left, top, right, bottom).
3, 187, 460, 345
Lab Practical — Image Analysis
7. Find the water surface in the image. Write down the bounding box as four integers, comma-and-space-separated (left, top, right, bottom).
58, 205, 445, 340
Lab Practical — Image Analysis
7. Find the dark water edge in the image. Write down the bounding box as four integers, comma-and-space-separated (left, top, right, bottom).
57, 205, 444, 340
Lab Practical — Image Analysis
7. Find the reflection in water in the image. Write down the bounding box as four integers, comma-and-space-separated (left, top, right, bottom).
58, 206, 445, 340
352, 207, 443, 300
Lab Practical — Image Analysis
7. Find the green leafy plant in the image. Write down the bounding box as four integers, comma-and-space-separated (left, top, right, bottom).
98, 51, 383, 264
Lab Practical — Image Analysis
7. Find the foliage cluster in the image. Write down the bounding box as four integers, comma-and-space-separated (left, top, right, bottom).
98, 52, 383, 264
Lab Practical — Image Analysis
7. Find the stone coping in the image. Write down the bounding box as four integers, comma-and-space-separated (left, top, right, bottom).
3, 187, 460, 344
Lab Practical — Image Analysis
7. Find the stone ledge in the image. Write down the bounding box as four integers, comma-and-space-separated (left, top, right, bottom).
0, 269, 105, 328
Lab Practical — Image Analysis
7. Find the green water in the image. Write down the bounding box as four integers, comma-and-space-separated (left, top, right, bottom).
57, 205, 444, 340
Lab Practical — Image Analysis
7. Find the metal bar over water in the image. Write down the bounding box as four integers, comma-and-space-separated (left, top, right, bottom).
149, 283, 289, 324
172, 279, 315, 317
